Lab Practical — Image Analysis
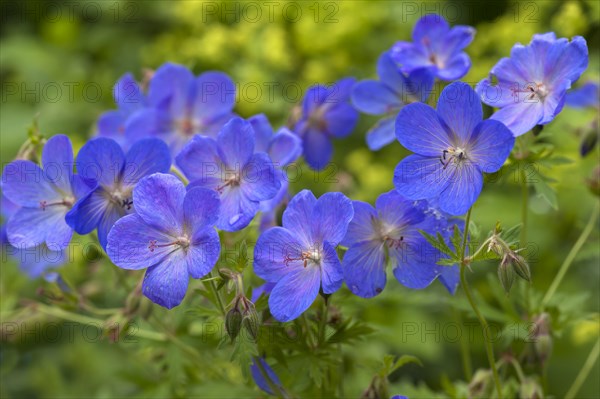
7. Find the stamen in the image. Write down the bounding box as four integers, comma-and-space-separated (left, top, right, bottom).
439, 147, 467, 169
383, 235, 404, 250
147, 236, 190, 252
39, 197, 74, 211
284, 249, 321, 268
215, 176, 240, 194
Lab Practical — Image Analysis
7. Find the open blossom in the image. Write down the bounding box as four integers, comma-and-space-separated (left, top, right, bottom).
1, 135, 94, 249
394, 82, 515, 216
477, 33, 588, 136
127, 62, 236, 156
66, 137, 171, 249
97, 73, 146, 150
1, 193, 65, 280
293, 78, 359, 170
249, 113, 302, 214
254, 190, 353, 322
176, 117, 280, 231
391, 14, 475, 81
352, 51, 434, 150
107, 173, 221, 309
342, 191, 448, 298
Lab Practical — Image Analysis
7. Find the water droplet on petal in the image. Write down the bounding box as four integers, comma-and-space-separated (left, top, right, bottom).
229, 214, 241, 225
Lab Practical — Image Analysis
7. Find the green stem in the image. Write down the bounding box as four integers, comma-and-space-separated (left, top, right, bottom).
209, 271, 226, 316
460, 265, 503, 398
170, 165, 189, 185
459, 208, 503, 398
520, 166, 529, 248
319, 297, 329, 345
541, 201, 599, 308
35, 304, 166, 341
454, 307, 473, 380
565, 338, 600, 399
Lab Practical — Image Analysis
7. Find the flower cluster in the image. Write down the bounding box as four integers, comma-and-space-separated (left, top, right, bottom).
1, 14, 590, 331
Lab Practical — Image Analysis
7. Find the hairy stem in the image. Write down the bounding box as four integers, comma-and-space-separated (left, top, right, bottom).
565, 338, 600, 399
541, 201, 599, 308
460, 208, 502, 398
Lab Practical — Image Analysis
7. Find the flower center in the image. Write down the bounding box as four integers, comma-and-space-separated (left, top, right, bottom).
39, 196, 75, 210
511, 82, 548, 101
215, 175, 241, 194
440, 147, 468, 169
176, 117, 201, 137
284, 247, 322, 268
110, 188, 134, 211
148, 235, 191, 252
383, 235, 405, 249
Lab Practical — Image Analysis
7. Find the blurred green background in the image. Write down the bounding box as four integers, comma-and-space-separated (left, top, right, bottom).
1, 0, 599, 398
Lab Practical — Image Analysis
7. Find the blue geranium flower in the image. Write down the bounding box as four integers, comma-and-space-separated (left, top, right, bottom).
253, 190, 353, 322
394, 82, 515, 216
352, 51, 434, 150
1, 193, 65, 280
294, 78, 359, 170
249, 113, 302, 212
391, 14, 475, 81
97, 73, 146, 150
106, 173, 221, 309
341, 191, 449, 298
128, 62, 236, 156
1, 135, 94, 249
250, 357, 284, 396
66, 137, 171, 249
176, 117, 281, 232
477, 33, 588, 136
566, 81, 599, 109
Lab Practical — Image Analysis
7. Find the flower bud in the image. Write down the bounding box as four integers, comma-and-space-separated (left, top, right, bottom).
510, 253, 531, 282
580, 128, 598, 157
242, 299, 260, 340
533, 313, 552, 364
498, 255, 515, 293
519, 378, 544, 399
468, 369, 493, 399
225, 306, 243, 342
586, 165, 600, 197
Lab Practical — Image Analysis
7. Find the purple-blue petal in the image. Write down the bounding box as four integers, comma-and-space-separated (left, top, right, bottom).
268, 265, 321, 322
187, 227, 220, 278
366, 116, 396, 151
437, 163, 483, 216
351, 80, 401, 115
107, 213, 174, 270
122, 138, 172, 185
320, 241, 343, 294
395, 103, 451, 156
342, 240, 386, 298
254, 226, 305, 282
216, 117, 255, 168
192, 71, 236, 120
268, 128, 303, 167
469, 119, 515, 173
311, 192, 354, 246
436, 82, 482, 142
341, 200, 377, 247
302, 128, 333, 171
281, 189, 316, 247
142, 251, 189, 309
42, 135, 74, 194
76, 138, 125, 187
133, 173, 185, 234
393, 155, 451, 200
183, 187, 220, 229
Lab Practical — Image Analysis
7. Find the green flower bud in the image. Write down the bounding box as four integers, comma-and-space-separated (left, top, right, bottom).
510, 253, 531, 282
242, 300, 260, 341
519, 377, 544, 399
586, 165, 600, 197
533, 313, 552, 364
498, 255, 515, 293
468, 369, 493, 399
225, 307, 243, 342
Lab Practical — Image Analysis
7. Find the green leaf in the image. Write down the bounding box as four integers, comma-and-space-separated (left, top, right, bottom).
327, 319, 375, 344
419, 230, 455, 257
532, 176, 558, 210
388, 355, 422, 374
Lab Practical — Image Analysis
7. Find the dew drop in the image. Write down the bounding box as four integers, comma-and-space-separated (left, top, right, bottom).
229, 214, 241, 225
